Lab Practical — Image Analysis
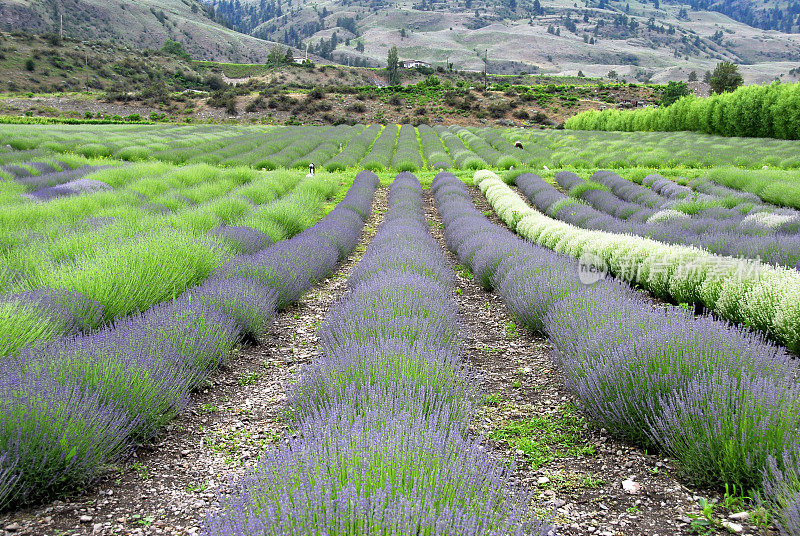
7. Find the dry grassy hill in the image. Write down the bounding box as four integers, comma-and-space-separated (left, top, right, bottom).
0, 0, 289, 62
213, 0, 800, 83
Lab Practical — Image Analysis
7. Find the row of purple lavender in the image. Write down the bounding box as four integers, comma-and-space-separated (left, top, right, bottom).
0, 171, 379, 511
0, 160, 115, 201
203, 173, 555, 535
516, 171, 800, 269
432, 172, 800, 535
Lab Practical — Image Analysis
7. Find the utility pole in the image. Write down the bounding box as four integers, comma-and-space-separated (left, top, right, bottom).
60, 14, 63, 40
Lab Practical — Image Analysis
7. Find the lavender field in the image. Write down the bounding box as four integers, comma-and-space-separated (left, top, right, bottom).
1, 124, 800, 536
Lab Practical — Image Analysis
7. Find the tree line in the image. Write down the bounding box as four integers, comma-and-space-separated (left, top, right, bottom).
566, 78, 800, 140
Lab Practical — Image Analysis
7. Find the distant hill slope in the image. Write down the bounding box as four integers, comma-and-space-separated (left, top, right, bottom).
683, 0, 800, 32
0, 30, 219, 94
208, 0, 800, 82
0, 0, 289, 62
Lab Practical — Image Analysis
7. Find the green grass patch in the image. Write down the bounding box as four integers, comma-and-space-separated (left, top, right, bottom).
489, 404, 596, 469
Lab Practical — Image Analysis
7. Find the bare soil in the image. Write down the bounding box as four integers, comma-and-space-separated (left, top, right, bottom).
0, 83, 659, 128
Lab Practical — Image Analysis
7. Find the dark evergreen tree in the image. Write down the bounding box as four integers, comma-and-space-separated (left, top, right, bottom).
709, 61, 743, 93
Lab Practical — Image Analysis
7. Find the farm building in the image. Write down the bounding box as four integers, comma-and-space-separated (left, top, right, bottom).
400, 59, 432, 69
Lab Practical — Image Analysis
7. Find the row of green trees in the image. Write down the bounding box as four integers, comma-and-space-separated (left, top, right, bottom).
566, 81, 800, 140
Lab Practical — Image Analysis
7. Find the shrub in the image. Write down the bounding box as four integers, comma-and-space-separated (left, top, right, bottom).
660, 81, 690, 106
709, 61, 743, 94
76, 143, 111, 158
0, 373, 136, 509
33, 232, 230, 322
346, 102, 366, 113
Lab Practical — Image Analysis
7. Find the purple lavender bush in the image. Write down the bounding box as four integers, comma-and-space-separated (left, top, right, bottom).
204, 409, 549, 536
324, 273, 461, 350
761, 445, 800, 536
2, 289, 104, 333
0, 453, 19, 510
134, 296, 241, 381
14, 319, 201, 439
215, 170, 378, 309
287, 340, 480, 434
14, 164, 108, 192
188, 277, 278, 340
0, 371, 137, 510
648, 372, 800, 489
209, 226, 273, 254
216, 234, 341, 309
25, 178, 113, 201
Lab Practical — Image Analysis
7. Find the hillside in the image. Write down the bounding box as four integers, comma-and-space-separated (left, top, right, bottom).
1, 0, 797, 81
685, 0, 800, 32
209, 0, 800, 82
0, 0, 290, 62
0, 29, 666, 130
0, 31, 218, 94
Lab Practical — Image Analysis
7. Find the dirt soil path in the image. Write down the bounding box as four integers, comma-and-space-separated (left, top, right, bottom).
0, 189, 388, 536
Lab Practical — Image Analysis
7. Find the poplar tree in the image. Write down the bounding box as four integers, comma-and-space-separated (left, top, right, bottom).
387, 46, 400, 86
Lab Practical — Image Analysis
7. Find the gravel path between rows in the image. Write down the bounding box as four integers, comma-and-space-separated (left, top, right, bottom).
2, 183, 768, 536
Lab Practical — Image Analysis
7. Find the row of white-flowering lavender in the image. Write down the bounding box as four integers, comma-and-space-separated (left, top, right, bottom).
432, 171, 800, 535
204, 172, 555, 536
0, 172, 379, 511
516, 171, 800, 268
474, 170, 800, 354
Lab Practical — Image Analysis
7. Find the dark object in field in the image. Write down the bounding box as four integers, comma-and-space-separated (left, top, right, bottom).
309, 162, 315, 175
514, 141, 524, 149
